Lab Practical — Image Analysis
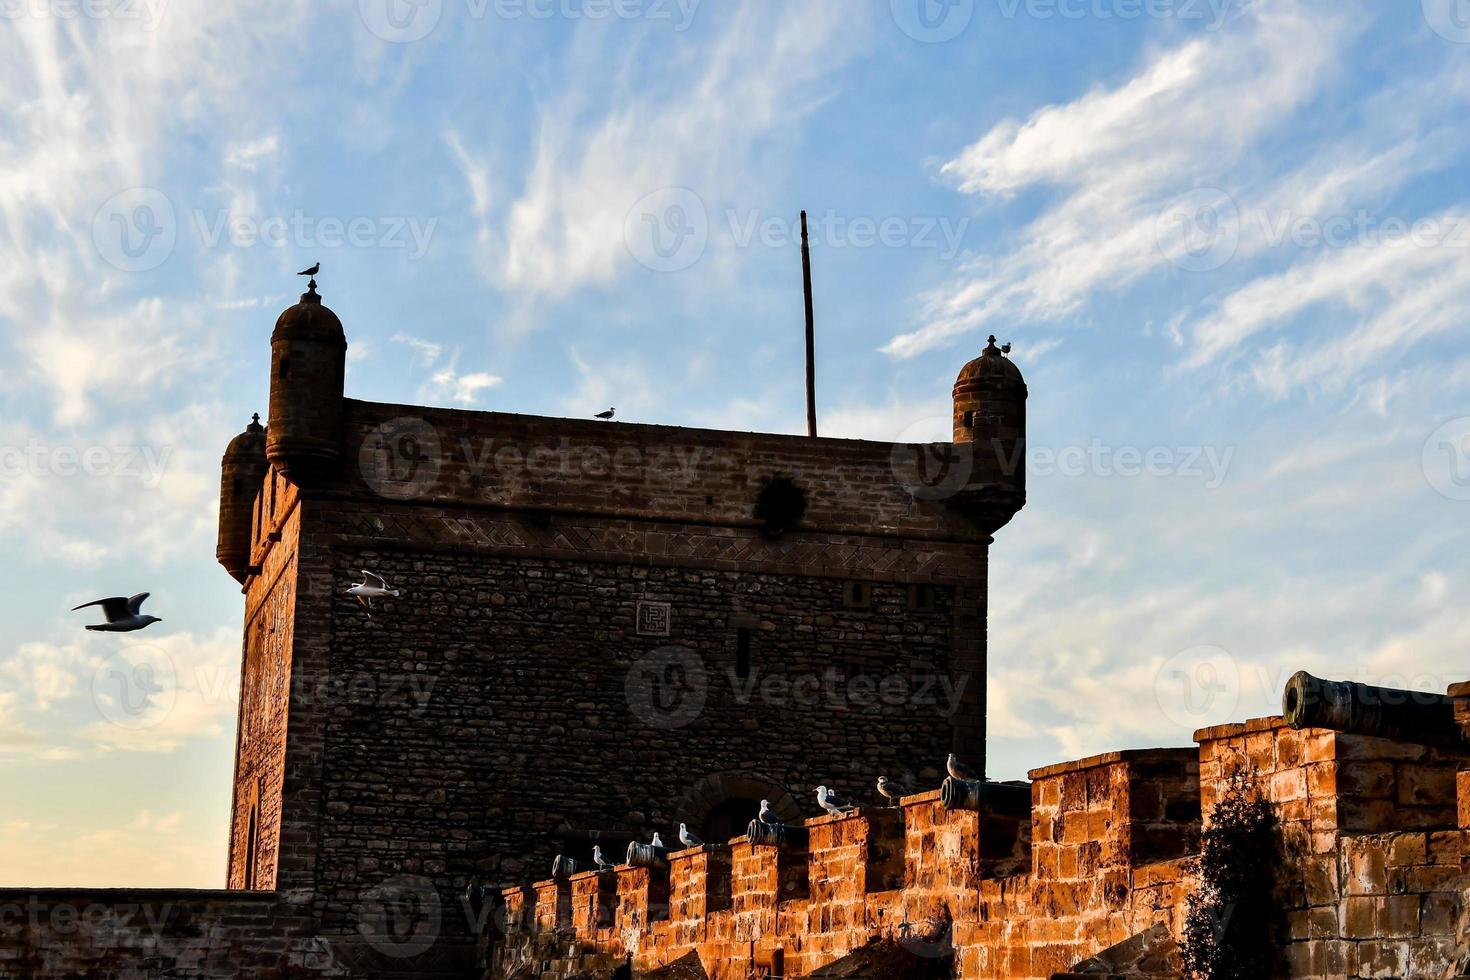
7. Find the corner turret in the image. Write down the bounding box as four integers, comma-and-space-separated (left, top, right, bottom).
217, 413, 269, 582
266, 281, 346, 484
949, 336, 1027, 534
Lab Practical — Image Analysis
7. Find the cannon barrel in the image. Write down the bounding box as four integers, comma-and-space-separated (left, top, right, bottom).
625, 842, 670, 871
940, 777, 1032, 814
745, 818, 809, 850
1282, 671, 1464, 749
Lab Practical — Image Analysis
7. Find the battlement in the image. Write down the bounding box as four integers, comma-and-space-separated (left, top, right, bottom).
490, 696, 1470, 979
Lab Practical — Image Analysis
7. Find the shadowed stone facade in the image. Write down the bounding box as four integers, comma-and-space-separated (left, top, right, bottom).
217, 289, 1025, 967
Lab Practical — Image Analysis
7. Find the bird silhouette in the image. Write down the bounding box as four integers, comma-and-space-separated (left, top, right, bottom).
72, 593, 162, 632
298, 262, 320, 277
595, 408, 615, 420
1001, 342, 1013, 355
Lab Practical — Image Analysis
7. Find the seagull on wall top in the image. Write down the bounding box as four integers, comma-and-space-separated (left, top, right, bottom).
595, 408, 615, 420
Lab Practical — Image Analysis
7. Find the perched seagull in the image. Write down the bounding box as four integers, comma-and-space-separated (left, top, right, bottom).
1001, 342, 1013, 355
593, 846, 614, 872
594, 408, 615, 420
651, 831, 665, 850
877, 776, 908, 804
298, 262, 320, 277
678, 823, 704, 848
816, 785, 855, 817
72, 593, 161, 633
347, 569, 401, 615
757, 800, 777, 825
947, 753, 980, 782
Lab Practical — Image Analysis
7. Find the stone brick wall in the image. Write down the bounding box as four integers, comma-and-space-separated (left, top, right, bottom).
216, 388, 1008, 954
226, 491, 299, 891
1195, 716, 1466, 977
340, 399, 1002, 543
0, 889, 329, 978
490, 708, 1470, 980
306, 541, 962, 937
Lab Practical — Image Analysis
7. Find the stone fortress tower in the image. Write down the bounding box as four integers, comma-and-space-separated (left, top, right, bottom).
211, 284, 1027, 960
9, 285, 1470, 979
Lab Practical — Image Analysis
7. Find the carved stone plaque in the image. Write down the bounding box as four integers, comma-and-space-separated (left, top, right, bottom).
636, 601, 672, 637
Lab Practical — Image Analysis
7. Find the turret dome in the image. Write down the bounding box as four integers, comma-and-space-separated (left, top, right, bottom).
955, 336, 1025, 386
225, 413, 266, 459
272, 282, 345, 345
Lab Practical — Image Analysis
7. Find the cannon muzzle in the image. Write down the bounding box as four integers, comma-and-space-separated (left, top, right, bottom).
1282, 671, 1464, 749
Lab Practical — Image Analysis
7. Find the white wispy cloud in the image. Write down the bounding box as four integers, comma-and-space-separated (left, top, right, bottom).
447, 1, 866, 298
391, 333, 502, 406
884, 3, 1350, 358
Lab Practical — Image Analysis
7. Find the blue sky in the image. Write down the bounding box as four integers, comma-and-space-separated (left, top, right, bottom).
3, 0, 1470, 886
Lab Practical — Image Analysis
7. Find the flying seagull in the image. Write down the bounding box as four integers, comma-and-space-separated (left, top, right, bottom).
877, 776, 907, 804
816, 785, 855, 817
593, 845, 614, 872
72, 593, 161, 632
678, 823, 703, 848
298, 262, 320, 277
594, 408, 615, 420
947, 753, 980, 782
347, 569, 401, 615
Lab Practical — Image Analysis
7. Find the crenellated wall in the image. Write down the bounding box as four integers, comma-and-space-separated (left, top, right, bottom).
489, 698, 1470, 980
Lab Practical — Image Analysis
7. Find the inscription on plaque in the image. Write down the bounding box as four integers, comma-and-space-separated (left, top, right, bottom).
637, 601, 672, 637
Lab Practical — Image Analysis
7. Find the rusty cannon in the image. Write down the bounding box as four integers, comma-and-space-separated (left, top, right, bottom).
1281, 670, 1466, 750
940, 777, 1032, 814
746, 817, 809, 850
